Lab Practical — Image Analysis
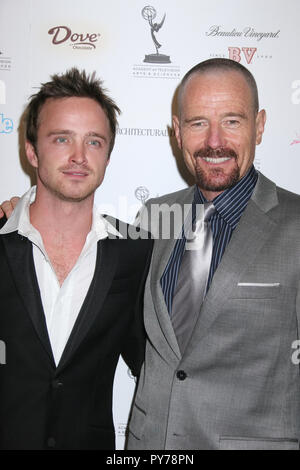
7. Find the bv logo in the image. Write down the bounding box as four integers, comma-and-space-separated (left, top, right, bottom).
0, 80, 5, 104
228, 47, 257, 64
0, 114, 13, 134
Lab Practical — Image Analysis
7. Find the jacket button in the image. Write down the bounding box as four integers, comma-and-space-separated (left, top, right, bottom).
47, 437, 56, 448
176, 370, 187, 381
52, 379, 63, 389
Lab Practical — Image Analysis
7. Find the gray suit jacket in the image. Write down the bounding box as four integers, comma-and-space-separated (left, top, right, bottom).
127, 172, 300, 450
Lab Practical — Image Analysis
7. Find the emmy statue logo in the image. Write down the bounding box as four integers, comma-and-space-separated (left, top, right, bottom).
142, 5, 171, 64
135, 186, 150, 205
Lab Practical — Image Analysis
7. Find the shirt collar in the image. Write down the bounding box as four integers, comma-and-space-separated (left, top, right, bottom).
0, 185, 123, 240
194, 165, 258, 229
0, 186, 36, 237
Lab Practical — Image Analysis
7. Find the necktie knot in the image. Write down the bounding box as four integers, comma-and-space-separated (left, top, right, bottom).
204, 202, 215, 223
190, 202, 215, 241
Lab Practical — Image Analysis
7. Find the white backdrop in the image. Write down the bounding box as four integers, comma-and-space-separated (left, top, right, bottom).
1, 0, 299, 449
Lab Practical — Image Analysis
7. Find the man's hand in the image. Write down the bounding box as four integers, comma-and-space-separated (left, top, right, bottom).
0, 197, 20, 218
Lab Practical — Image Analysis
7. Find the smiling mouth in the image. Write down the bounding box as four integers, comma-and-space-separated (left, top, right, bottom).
200, 157, 232, 164
62, 170, 89, 177
194, 147, 238, 165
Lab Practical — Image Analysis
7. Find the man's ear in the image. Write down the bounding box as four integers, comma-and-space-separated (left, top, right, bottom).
255, 109, 266, 145
172, 115, 182, 150
25, 141, 38, 168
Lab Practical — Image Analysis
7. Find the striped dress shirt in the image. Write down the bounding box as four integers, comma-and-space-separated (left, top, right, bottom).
161, 165, 258, 314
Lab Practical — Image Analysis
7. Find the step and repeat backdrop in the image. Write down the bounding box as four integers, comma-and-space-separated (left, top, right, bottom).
1, 0, 299, 449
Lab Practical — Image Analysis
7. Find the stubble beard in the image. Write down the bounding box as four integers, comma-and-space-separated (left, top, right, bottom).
37, 169, 100, 203
194, 147, 240, 192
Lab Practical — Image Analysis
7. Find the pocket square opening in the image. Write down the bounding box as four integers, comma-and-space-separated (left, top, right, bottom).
237, 282, 280, 287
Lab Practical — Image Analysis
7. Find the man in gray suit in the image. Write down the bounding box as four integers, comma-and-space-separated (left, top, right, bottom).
127, 58, 300, 450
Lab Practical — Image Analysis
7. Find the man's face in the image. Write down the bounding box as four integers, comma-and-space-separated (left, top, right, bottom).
173, 70, 266, 200
26, 96, 111, 203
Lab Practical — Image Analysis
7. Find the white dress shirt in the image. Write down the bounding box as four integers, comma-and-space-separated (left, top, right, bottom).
0, 186, 122, 366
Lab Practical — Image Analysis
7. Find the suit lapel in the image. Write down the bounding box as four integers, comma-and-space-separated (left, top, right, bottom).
184, 173, 279, 352
150, 186, 195, 360
1, 232, 55, 365
3, 233, 119, 372
57, 238, 118, 372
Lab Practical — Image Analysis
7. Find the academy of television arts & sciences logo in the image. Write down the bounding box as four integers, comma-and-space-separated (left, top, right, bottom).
132, 5, 180, 79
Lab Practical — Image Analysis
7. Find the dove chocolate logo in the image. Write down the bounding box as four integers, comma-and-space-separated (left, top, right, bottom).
48, 26, 100, 49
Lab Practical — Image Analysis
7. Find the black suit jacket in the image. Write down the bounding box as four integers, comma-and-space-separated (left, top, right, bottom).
0, 216, 153, 450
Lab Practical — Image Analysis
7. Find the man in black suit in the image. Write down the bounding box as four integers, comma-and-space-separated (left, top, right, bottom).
0, 68, 152, 450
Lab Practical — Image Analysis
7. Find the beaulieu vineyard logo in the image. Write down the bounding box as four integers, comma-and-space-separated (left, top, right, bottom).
206, 25, 280, 41
205, 25, 280, 64
48, 26, 101, 50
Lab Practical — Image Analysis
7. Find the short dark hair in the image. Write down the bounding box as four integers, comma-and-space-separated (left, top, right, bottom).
178, 58, 259, 114
25, 67, 121, 156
